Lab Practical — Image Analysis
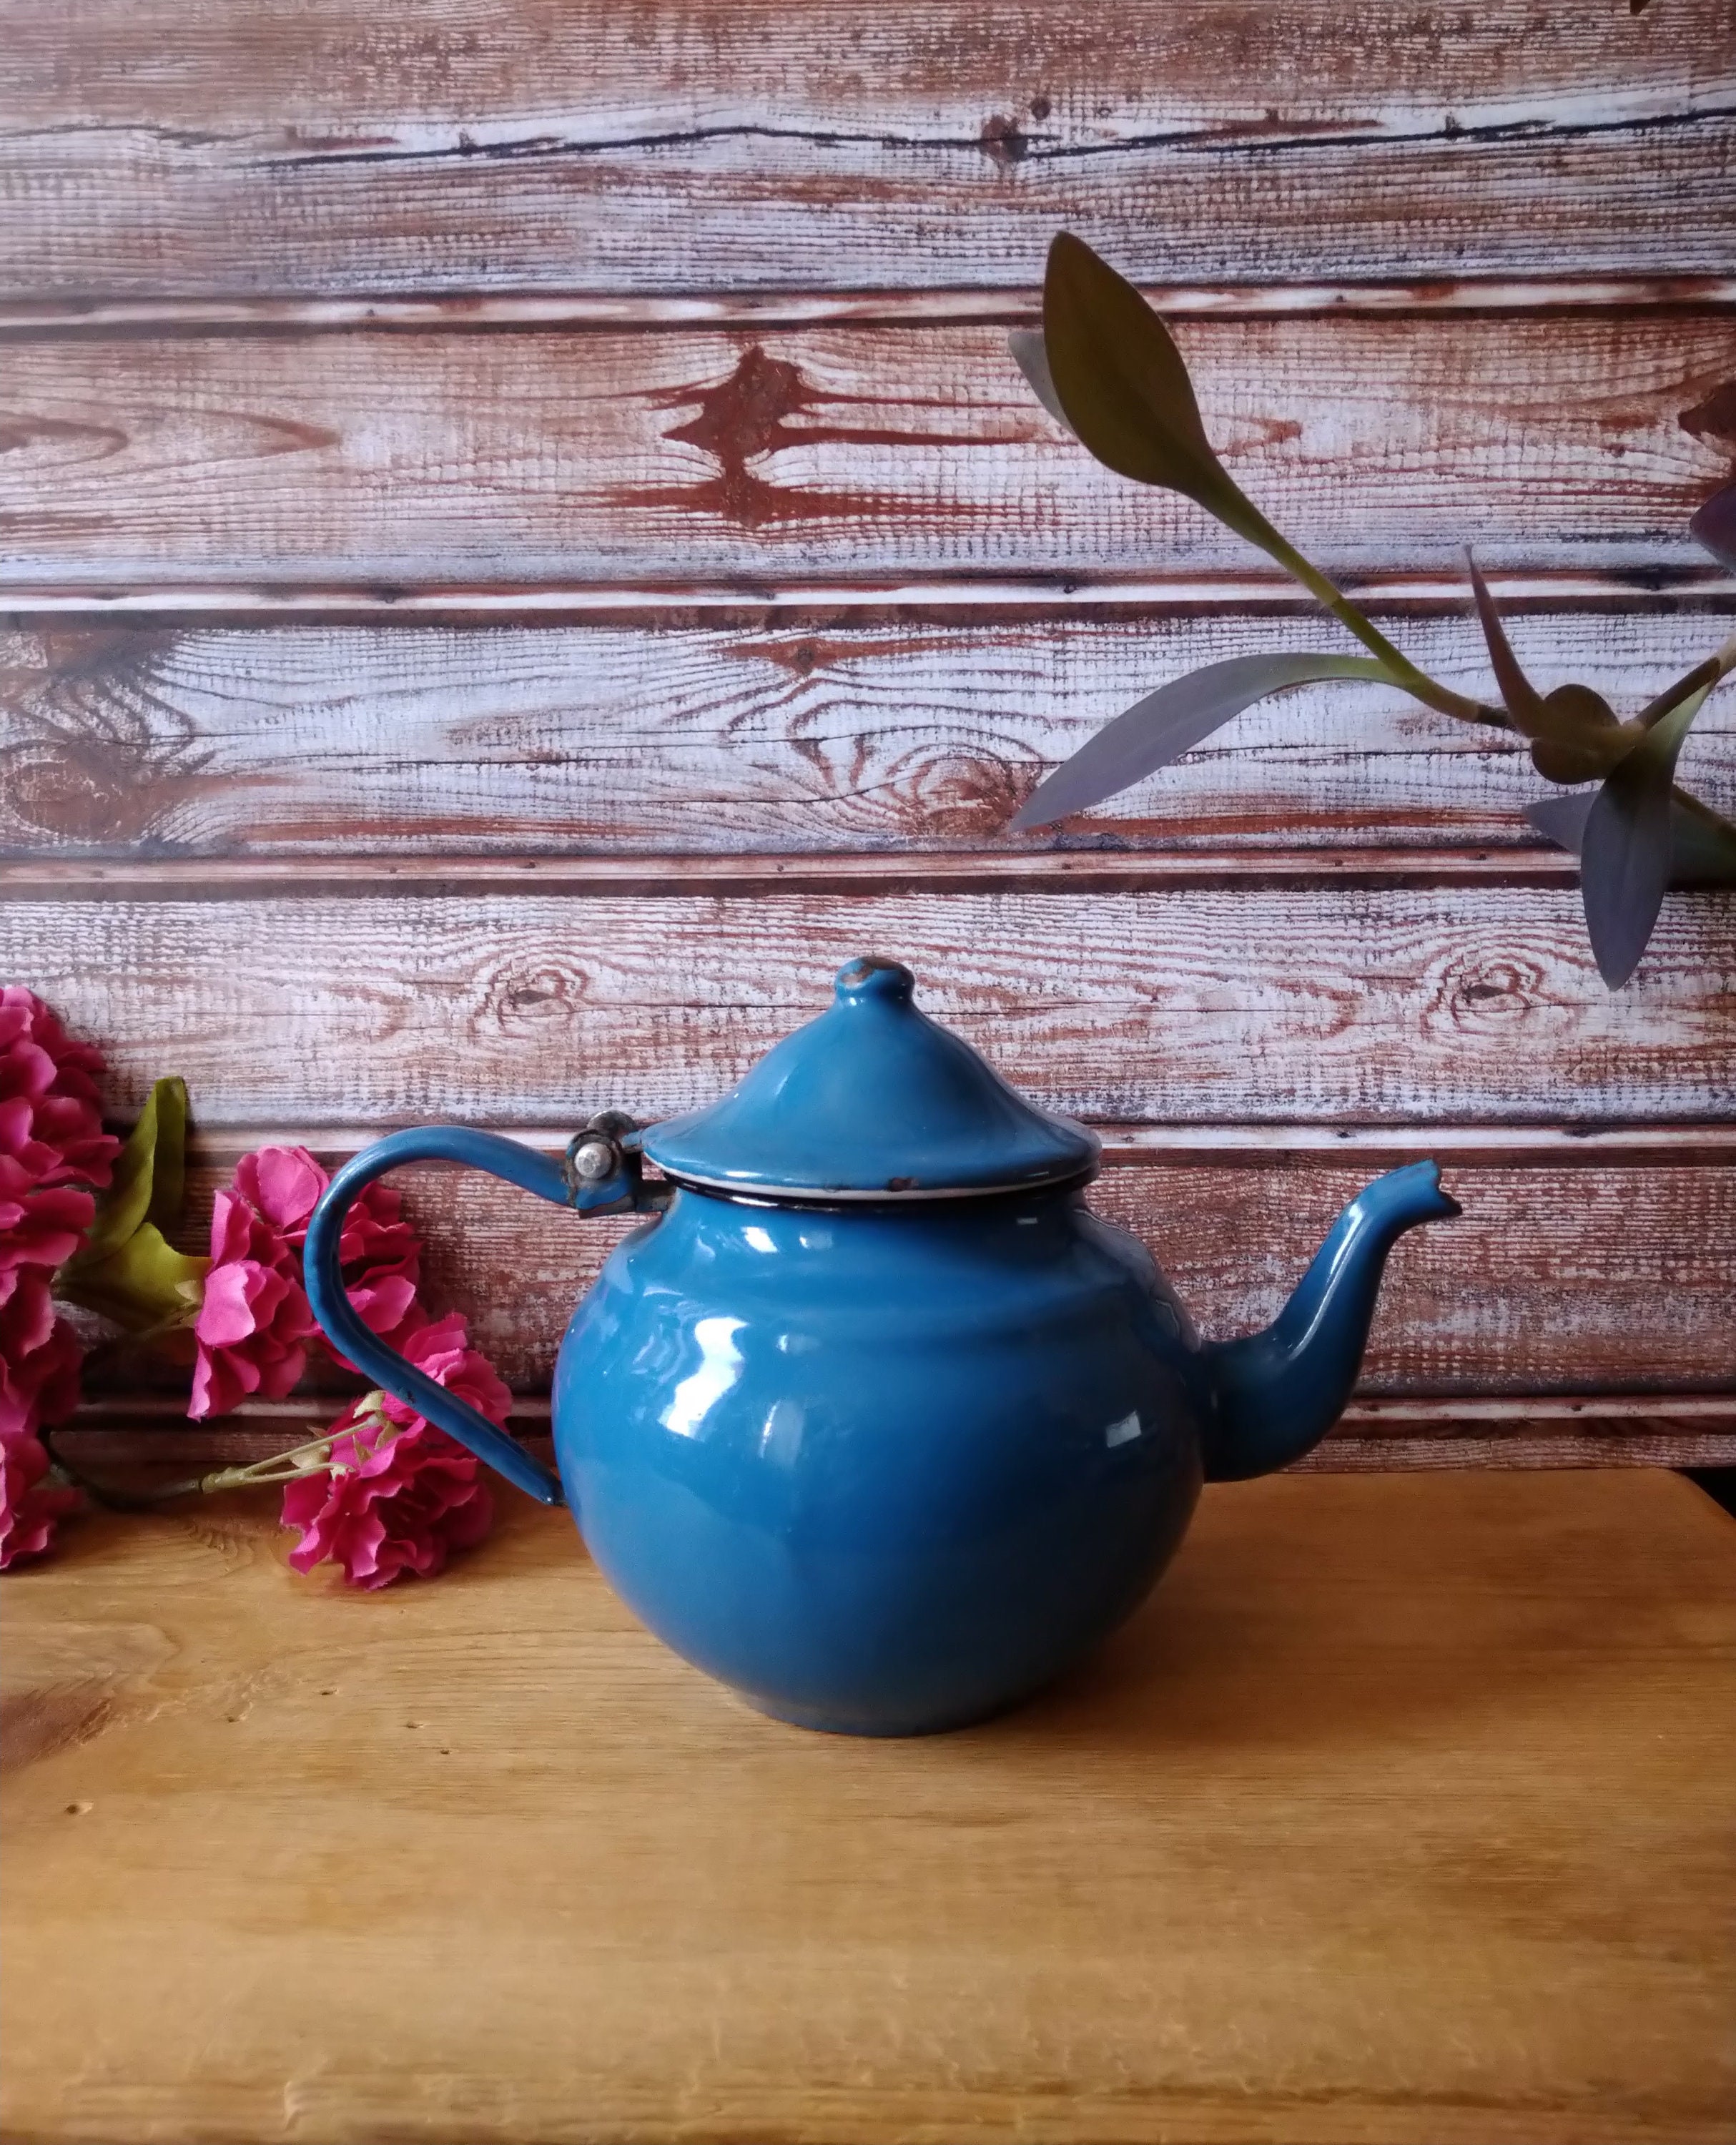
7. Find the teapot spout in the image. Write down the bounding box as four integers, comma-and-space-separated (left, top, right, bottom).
1199, 1161, 1460, 1481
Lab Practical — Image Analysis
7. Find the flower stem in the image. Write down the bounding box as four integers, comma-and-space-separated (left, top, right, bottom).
189, 1432, 339, 1492
40, 1426, 338, 1510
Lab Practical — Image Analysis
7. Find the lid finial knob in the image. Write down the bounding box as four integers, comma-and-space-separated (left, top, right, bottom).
834, 957, 915, 1005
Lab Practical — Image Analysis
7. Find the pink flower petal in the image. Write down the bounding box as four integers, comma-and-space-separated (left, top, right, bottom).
237, 1146, 327, 1236
195, 1259, 283, 1346
278, 1324, 503, 1589
0, 991, 120, 1194
0, 1422, 80, 1567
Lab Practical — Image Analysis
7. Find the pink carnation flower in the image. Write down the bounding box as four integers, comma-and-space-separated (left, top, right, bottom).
0, 1182, 95, 1276
208, 1180, 297, 1277
0, 988, 121, 1193
233, 1145, 423, 1350
187, 1188, 317, 1419
280, 1313, 507, 1589
189, 1143, 432, 1419
0, 1265, 82, 1442
232, 1144, 328, 1240
235, 1145, 418, 1271
0, 1423, 80, 1570
0, 995, 109, 1552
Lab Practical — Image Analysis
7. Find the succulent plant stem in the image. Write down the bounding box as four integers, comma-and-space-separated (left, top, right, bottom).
1242, 513, 1502, 726
1248, 518, 1736, 850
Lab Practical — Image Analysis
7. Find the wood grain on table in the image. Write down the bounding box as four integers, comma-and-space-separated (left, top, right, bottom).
3, 1469, 1732, 2145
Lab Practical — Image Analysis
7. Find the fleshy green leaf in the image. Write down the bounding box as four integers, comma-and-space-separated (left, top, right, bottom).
1532, 683, 1627, 783
1634, 654, 1722, 733
1041, 234, 1277, 556
142, 1075, 189, 1233
59, 1075, 204, 1337
1467, 554, 1545, 725
1528, 787, 1736, 887
58, 1223, 207, 1339
1524, 792, 1592, 854
1011, 654, 1391, 829
1031, 234, 1462, 704
1007, 328, 1070, 433
1467, 556, 1634, 782
1664, 791, 1736, 883
74, 1076, 191, 1262
1579, 684, 1712, 988
1691, 482, 1736, 571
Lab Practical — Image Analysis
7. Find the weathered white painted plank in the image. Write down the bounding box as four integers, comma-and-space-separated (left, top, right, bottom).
4, 611, 1733, 857
115, 1153, 1723, 1397
6, 888, 1732, 1125
4, 0, 1732, 294
0, 315, 1730, 588
174, 1123, 1736, 1167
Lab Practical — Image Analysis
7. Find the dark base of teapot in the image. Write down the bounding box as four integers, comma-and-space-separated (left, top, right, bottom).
737, 1682, 1049, 1738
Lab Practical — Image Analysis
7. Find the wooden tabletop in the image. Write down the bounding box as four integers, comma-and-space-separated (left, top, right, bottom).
3, 1468, 1732, 2145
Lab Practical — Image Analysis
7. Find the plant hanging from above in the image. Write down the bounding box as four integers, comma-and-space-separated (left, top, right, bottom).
1008, 232, 1736, 990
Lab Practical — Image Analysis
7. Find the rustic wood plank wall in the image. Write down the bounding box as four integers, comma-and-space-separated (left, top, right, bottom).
2, 0, 1732, 1468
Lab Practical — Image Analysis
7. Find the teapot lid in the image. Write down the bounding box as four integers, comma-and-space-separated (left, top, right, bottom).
640, 957, 1099, 1203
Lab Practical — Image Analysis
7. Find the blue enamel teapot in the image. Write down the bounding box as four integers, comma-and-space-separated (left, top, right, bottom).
306, 957, 1458, 1735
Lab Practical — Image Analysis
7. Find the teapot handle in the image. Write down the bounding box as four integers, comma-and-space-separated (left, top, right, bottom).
303, 1121, 646, 1509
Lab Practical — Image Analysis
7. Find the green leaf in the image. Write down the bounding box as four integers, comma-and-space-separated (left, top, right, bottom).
74, 1076, 191, 1262
1032, 235, 1485, 716
59, 1075, 204, 1338
1529, 786, 1736, 887
1664, 790, 1736, 884
1007, 328, 1070, 433
1579, 684, 1712, 988
1532, 684, 1629, 783
1041, 233, 1276, 555
1691, 481, 1736, 571
142, 1075, 189, 1233
1524, 792, 1591, 854
1467, 553, 1545, 724
1634, 654, 1722, 734
1466, 556, 1634, 782
1012, 654, 1391, 829
77, 1093, 158, 1259
57, 1223, 208, 1337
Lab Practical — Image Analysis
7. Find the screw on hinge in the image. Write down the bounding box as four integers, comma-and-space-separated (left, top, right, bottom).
563, 1110, 638, 1203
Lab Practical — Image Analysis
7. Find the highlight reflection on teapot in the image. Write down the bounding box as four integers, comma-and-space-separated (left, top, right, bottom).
307, 959, 1459, 1736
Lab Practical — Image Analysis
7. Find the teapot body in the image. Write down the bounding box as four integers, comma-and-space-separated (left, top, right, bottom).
304, 960, 1459, 1735
554, 1183, 1204, 1735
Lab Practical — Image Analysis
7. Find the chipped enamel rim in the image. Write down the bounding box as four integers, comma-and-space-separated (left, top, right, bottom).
654, 1160, 1100, 1208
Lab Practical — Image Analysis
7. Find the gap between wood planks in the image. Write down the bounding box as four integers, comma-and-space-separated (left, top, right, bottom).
5, 274, 1733, 337
169, 1124, 1736, 1168
54, 1394, 1736, 1474
0, 849, 1591, 899
8, 570, 1732, 622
